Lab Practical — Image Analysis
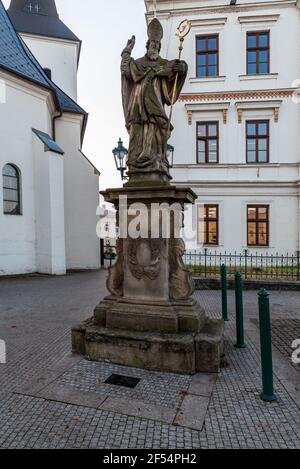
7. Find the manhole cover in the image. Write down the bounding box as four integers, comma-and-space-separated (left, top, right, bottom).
105, 374, 141, 389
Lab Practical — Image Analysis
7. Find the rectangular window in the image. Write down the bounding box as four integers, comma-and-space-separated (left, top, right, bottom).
198, 205, 219, 245
197, 122, 219, 164
247, 31, 270, 75
196, 35, 219, 77
246, 120, 269, 163
247, 205, 269, 247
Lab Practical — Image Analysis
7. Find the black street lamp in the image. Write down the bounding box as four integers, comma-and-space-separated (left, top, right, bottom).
167, 143, 175, 168
112, 138, 128, 181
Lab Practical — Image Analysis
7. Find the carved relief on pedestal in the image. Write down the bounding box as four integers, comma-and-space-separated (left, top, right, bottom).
128, 239, 163, 280
107, 239, 124, 297
169, 238, 195, 300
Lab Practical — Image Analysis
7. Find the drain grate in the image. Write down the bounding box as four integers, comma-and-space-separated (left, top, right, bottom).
105, 374, 141, 389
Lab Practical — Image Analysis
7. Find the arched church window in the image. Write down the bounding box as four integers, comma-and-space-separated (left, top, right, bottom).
43, 68, 52, 80
2, 164, 21, 215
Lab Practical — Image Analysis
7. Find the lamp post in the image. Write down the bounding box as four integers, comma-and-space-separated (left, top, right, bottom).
113, 140, 174, 176
112, 138, 128, 181
167, 144, 175, 168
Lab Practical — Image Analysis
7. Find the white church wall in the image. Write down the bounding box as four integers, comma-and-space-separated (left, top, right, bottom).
32, 137, 66, 275
21, 34, 79, 102
0, 3, 100, 276
0, 73, 53, 275
55, 115, 100, 271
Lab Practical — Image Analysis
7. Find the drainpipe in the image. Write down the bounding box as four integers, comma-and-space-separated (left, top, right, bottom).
52, 111, 62, 142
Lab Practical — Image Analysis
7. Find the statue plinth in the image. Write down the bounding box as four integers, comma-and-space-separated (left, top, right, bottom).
72, 185, 224, 374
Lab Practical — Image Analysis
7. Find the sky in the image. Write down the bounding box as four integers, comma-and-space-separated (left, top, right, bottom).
3, 0, 149, 190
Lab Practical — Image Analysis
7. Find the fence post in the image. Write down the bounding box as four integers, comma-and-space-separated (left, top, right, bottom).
258, 289, 277, 402
235, 272, 246, 349
244, 249, 248, 280
204, 248, 208, 277
221, 265, 229, 322
297, 250, 300, 281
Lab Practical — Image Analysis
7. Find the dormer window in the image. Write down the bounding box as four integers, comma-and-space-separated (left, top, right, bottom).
24, 1, 44, 15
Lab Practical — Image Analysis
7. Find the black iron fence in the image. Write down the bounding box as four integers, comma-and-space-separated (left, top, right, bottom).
183, 250, 300, 281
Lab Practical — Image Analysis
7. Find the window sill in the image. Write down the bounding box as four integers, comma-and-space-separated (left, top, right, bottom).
190, 76, 226, 84
200, 245, 220, 248
239, 73, 278, 81
246, 162, 270, 165
174, 163, 280, 168
246, 246, 270, 249
4, 213, 22, 216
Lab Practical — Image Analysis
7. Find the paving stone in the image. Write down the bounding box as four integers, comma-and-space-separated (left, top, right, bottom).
99, 396, 176, 424
35, 384, 107, 409
173, 394, 210, 431
188, 373, 217, 397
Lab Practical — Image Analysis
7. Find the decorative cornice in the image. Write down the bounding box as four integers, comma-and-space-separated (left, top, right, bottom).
235, 99, 282, 122
179, 89, 294, 102
190, 17, 227, 28
173, 180, 299, 189
145, 1, 296, 18
173, 162, 300, 168
185, 102, 230, 125
238, 14, 280, 23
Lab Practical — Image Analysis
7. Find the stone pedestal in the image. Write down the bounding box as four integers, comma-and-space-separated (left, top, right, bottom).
72, 185, 224, 374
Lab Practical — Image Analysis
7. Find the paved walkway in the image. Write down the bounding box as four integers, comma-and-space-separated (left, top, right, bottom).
0, 271, 299, 449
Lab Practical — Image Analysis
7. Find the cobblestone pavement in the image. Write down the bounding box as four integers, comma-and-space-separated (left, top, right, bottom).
271, 319, 300, 372
58, 360, 192, 409
0, 272, 299, 449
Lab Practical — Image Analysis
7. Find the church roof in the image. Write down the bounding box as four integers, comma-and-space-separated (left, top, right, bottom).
7, 0, 80, 42
0, 0, 86, 117
32, 128, 65, 155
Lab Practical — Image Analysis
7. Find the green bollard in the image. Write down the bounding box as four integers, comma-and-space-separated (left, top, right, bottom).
235, 272, 246, 348
221, 265, 229, 322
258, 289, 277, 402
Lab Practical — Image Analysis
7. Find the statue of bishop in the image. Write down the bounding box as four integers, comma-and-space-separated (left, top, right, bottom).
121, 18, 188, 184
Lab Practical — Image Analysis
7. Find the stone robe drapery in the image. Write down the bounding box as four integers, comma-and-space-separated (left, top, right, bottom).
121, 52, 187, 177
